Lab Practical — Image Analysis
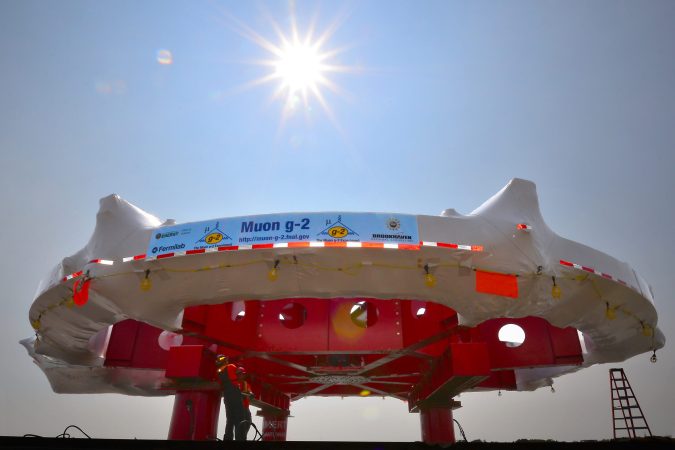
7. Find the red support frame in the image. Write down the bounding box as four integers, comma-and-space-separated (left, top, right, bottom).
168, 390, 221, 440
103, 298, 585, 443
409, 342, 490, 412
420, 408, 455, 444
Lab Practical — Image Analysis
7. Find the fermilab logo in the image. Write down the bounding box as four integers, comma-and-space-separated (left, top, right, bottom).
151, 243, 186, 254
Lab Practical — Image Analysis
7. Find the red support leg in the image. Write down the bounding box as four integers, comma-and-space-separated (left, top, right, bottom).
168, 390, 221, 440
260, 412, 289, 441
420, 407, 455, 444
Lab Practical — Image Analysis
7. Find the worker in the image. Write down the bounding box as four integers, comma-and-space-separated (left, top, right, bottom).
215, 355, 247, 441
237, 368, 253, 439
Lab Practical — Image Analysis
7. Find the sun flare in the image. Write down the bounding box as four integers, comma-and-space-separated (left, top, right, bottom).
274, 41, 324, 96
221, 6, 357, 126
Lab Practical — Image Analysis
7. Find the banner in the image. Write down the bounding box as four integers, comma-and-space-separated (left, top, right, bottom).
147, 212, 419, 256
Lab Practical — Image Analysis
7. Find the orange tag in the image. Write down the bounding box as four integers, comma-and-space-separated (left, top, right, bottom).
475, 270, 518, 298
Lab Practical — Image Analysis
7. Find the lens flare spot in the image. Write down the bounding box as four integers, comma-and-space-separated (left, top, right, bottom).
95, 81, 113, 95
157, 49, 173, 65
95, 80, 127, 96
287, 94, 300, 110
331, 303, 366, 341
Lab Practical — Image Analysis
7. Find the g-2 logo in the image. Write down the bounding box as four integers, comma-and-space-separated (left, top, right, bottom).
205, 232, 223, 244
328, 226, 349, 238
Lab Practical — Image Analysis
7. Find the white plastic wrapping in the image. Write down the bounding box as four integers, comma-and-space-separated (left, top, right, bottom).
23, 179, 665, 395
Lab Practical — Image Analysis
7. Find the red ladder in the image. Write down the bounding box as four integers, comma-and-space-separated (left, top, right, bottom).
609, 368, 652, 438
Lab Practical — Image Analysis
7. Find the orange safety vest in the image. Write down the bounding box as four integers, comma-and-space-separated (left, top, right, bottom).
239, 380, 251, 408
217, 363, 239, 382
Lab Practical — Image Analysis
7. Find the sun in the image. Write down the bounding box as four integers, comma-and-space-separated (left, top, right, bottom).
274, 41, 324, 97
267, 31, 338, 117
219, 5, 356, 126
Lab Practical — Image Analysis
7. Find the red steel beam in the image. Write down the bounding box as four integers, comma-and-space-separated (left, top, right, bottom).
420, 407, 456, 444
409, 342, 490, 412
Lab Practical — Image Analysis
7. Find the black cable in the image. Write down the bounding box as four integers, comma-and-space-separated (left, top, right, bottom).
28, 425, 90, 439
453, 418, 468, 442
61, 425, 92, 439
235, 418, 263, 441
249, 421, 263, 441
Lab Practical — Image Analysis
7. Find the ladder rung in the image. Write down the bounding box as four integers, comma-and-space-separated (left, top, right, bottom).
609, 369, 651, 438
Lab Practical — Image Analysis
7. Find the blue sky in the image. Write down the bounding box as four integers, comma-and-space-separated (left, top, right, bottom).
1, 0, 674, 441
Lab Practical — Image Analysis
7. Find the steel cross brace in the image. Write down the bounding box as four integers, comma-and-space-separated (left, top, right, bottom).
408, 342, 491, 412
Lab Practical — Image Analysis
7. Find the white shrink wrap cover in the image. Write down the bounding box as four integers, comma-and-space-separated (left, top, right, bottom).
23, 179, 665, 395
